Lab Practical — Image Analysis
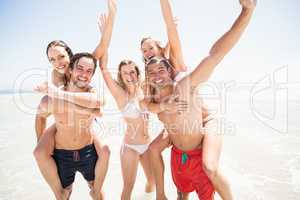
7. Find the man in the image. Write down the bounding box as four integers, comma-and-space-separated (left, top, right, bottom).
146, 0, 257, 199
36, 53, 106, 200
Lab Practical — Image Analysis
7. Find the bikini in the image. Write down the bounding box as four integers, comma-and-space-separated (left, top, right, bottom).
121, 97, 150, 155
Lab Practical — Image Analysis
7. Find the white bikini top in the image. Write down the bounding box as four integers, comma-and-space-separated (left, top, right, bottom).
121, 97, 148, 119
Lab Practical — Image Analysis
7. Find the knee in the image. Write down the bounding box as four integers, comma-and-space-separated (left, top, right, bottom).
148, 143, 161, 156
203, 161, 218, 180
33, 146, 48, 161
100, 145, 110, 160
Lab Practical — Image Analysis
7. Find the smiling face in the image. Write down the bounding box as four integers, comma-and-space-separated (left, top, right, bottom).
47, 45, 71, 74
70, 56, 95, 89
141, 38, 163, 62
119, 63, 139, 89
146, 59, 173, 88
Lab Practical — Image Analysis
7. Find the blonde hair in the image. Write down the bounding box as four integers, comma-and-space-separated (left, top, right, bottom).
140, 37, 165, 63
117, 60, 141, 91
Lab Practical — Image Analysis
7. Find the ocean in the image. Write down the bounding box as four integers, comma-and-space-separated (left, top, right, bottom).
0, 89, 299, 199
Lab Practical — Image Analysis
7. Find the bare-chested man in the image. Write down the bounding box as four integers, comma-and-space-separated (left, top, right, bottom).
36, 53, 105, 200
145, 1, 257, 199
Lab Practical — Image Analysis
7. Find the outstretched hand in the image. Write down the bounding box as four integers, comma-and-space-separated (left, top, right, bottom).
97, 13, 108, 34
108, 0, 117, 15
97, 0, 117, 34
239, 0, 257, 10
34, 82, 62, 97
33, 81, 48, 94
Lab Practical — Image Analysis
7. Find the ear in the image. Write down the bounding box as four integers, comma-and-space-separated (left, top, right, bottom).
167, 66, 173, 74
68, 67, 73, 75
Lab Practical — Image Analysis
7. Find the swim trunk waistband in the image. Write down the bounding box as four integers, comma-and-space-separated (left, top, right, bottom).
171, 145, 202, 157
54, 144, 95, 162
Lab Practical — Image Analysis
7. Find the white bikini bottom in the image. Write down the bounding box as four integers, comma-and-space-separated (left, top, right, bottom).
122, 143, 150, 155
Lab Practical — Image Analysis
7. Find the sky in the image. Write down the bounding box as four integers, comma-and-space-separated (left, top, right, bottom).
0, 0, 299, 91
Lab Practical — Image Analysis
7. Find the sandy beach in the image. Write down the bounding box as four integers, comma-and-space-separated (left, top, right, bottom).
0, 90, 300, 200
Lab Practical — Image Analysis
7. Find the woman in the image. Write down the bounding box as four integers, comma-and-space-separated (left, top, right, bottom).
140, 0, 233, 199
99, 53, 156, 199
33, 1, 116, 199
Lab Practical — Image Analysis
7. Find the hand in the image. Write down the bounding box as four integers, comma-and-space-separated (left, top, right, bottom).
162, 95, 188, 114
92, 108, 103, 117
97, 13, 108, 34
239, 0, 257, 10
33, 82, 61, 97
97, 0, 116, 34
108, 0, 117, 16
33, 81, 48, 94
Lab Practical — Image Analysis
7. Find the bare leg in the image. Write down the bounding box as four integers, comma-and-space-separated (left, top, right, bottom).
33, 124, 68, 200
120, 145, 140, 200
89, 181, 104, 200
177, 190, 189, 200
139, 149, 155, 193
202, 119, 233, 200
148, 130, 171, 200
92, 135, 110, 199
64, 184, 73, 200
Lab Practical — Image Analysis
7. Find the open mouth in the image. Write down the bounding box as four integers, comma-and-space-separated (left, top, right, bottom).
154, 79, 163, 84
57, 65, 66, 69
146, 55, 155, 60
78, 77, 88, 82
55, 66, 67, 74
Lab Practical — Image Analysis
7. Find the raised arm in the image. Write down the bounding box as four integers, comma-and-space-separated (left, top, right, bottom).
93, 0, 117, 60
160, 0, 186, 72
187, 0, 256, 87
99, 52, 127, 104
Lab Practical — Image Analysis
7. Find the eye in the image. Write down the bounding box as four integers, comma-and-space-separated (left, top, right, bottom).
49, 58, 55, 62
57, 55, 65, 60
